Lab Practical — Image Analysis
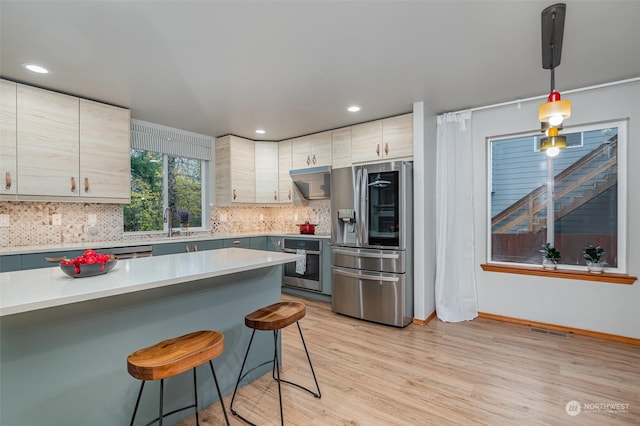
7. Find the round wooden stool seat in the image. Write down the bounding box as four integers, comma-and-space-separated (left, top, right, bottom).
127, 330, 224, 381
245, 301, 306, 331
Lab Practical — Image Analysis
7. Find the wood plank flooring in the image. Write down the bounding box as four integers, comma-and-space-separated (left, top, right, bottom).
179, 295, 640, 425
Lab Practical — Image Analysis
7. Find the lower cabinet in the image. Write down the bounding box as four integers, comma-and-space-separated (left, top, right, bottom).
0, 255, 22, 272
152, 239, 223, 256
222, 237, 267, 250
21, 250, 85, 270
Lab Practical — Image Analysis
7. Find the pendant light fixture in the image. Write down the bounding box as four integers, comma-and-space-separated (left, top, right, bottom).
539, 3, 570, 156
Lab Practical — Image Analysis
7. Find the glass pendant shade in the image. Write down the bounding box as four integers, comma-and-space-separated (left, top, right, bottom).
539, 91, 571, 125
540, 127, 567, 157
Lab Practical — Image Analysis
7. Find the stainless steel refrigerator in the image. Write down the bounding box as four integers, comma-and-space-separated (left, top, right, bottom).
330, 161, 413, 327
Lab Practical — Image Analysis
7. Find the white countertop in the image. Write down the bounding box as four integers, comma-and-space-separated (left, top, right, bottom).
0, 248, 303, 317
0, 232, 330, 255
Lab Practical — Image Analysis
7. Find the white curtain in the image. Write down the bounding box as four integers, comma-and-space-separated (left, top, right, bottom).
435, 111, 478, 322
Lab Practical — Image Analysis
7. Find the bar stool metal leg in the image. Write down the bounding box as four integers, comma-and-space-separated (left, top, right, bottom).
193, 368, 199, 425
209, 360, 230, 425
130, 381, 146, 426
158, 378, 164, 426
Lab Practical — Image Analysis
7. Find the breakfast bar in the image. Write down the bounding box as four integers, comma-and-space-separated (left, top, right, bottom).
0, 248, 303, 426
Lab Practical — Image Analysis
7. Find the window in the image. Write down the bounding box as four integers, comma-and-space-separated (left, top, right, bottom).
124, 151, 205, 232
124, 119, 212, 233
488, 120, 626, 272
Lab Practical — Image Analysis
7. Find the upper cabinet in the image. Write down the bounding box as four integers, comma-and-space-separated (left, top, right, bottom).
215, 135, 255, 205
331, 127, 352, 169
350, 113, 413, 164
0, 80, 17, 195
16, 84, 80, 197
382, 113, 413, 160
79, 99, 131, 201
278, 139, 293, 204
1, 81, 131, 203
254, 141, 279, 204
291, 130, 331, 169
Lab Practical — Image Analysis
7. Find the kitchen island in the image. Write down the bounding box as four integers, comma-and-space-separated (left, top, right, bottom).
0, 248, 303, 425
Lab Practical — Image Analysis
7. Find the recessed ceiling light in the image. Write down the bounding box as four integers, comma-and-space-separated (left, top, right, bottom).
255, 129, 266, 134
23, 63, 50, 74
347, 105, 361, 112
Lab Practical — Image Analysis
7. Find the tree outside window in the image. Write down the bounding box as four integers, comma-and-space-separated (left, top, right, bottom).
124, 150, 203, 232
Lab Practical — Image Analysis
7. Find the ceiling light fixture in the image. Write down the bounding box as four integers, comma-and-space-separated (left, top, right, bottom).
255, 129, 266, 135
540, 126, 566, 157
347, 106, 360, 112
23, 63, 50, 74
538, 3, 571, 157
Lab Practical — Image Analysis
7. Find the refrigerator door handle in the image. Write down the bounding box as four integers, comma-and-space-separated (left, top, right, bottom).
332, 248, 399, 259
360, 168, 368, 245
332, 268, 400, 283
354, 167, 362, 246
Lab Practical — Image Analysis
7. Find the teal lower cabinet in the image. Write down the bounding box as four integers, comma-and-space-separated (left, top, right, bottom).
0, 255, 22, 272
222, 237, 267, 250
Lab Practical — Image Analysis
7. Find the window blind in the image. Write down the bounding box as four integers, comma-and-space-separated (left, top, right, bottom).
131, 119, 213, 160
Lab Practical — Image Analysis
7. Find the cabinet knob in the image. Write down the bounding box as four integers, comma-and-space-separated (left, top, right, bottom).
384, 143, 389, 155
185, 245, 190, 252
84, 177, 90, 193
194, 244, 198, 252
70, 177, 76, 192
233, 189, 237, 200
312, 154, 317, 165
5, 172, 11, 190
376, 144, 380, 156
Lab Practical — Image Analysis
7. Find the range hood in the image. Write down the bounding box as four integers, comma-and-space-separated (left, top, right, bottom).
289, 166, 331, 199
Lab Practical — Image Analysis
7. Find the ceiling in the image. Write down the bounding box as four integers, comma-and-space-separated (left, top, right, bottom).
1, 1, 639, 141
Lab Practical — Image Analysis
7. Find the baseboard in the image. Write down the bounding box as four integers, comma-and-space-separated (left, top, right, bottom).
413, 310, 436, 326
478, 312, 640, 346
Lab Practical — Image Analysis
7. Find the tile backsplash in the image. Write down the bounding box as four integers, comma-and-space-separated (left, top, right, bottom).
0, 200, 330, 248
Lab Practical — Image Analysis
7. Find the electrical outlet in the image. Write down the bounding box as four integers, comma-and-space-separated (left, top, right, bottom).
0, 214, 9, 227
259, 214, 264, 221
219, 213, 228, 222
52, 214, 62, 226
88, 214, 97, 225
294, 213, 299, 221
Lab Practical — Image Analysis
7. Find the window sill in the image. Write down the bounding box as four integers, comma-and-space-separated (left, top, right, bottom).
480, 264, 637, 285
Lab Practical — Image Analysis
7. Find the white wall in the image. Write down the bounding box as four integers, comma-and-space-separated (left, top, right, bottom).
413, 101, 438, 319
471, 80, 640, 338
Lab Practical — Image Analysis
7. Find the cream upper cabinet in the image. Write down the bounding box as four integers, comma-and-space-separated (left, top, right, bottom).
382, 113, 413, 160
254, 141, 279, 204
0, 80, 17, 195
350, 113, 413, 163
350, 120, 382, 163
331, 127, 351, 169
16, 84, 80, 197
291, 130, 331, 169
80, 99, 131, 201
278, 139, 293, 204
215, 135, 255, 205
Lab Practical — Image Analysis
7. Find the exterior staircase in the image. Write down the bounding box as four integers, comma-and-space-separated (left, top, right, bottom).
492, 135, 617, 234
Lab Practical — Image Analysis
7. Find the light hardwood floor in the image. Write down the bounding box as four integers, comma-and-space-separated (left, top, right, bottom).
180, 295, 640, 425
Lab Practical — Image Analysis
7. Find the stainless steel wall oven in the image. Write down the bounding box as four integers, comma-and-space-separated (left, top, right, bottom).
280, 238, 322, 292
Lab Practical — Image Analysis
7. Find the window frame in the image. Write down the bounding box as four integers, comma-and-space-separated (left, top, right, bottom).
486, 119, 628, 274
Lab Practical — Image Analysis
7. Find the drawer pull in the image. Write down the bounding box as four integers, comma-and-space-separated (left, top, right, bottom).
70, 177, 76, 192
5, 172, 11, 190
84, 177, 90, 193
376, 144, 380, 156
384, 143, 389, 155
274, 190, 277, 201
233, 189, 237, 200
232, 240, 241, 245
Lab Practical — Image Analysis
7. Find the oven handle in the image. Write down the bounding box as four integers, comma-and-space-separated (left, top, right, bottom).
333, 268, 400, 282
282, 248, 322, 255
332, 248, 399, 259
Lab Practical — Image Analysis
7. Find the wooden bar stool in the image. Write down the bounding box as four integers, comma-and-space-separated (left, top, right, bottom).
127, 330, 230, 426
230, 301, 321, 425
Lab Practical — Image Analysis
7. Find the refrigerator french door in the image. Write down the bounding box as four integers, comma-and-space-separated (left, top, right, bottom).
330, 161, 413, 327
